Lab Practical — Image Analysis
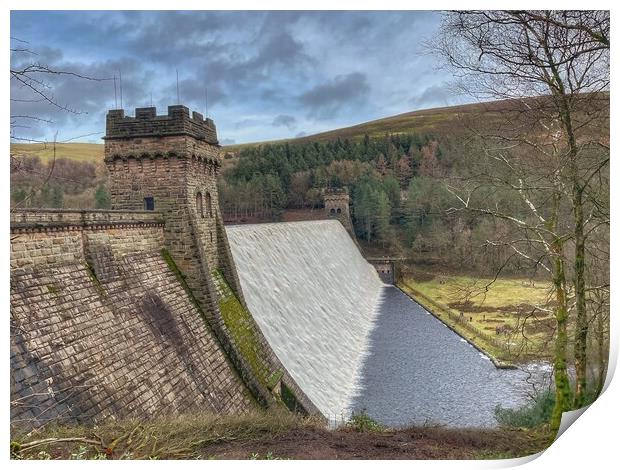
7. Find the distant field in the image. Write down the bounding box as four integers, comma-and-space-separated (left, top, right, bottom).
400, 271, 555, 364
10, 143, 104, 164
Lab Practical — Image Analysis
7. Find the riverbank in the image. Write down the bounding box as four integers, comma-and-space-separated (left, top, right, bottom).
397, 272, 554, 366
11, 410, 551, 460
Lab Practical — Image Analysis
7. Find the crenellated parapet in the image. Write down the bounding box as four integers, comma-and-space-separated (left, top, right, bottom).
105, 105, 217, 143
104, 105, 220, 165
323, 187, 354, 236
323, 188, 350, 217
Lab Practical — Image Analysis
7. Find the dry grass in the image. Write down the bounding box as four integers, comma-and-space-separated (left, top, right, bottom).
11, 409, 551, 460
12, 409, 321, 460
401, 271, 556, 363
10, 143, 104, 164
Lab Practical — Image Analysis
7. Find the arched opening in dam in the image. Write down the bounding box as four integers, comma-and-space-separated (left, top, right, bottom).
226, 220, 549, 427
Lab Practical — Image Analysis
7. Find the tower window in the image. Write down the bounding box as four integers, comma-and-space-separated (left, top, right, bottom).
337, 208, 342, 214
196, 191, 204, 217
330, 208, 335, 214
144, 197, 155, 211
205, 192, 213, 217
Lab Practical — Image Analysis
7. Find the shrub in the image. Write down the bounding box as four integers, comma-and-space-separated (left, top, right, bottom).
494, 390, 555, 428
346, 409, 386, 432
495, 388, 599, 428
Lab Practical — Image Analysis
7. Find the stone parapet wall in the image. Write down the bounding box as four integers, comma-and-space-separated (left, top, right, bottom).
11, 209, 163, 229
10, 210, 165, 271
105, 105, 218, 145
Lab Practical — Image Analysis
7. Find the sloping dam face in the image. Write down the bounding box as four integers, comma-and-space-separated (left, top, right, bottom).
227, 220, 545, 428
226, 220, 383, 418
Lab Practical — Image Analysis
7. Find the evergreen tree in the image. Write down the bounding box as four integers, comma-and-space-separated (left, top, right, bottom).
50, 185, 63, 208
94, 184, 111, 209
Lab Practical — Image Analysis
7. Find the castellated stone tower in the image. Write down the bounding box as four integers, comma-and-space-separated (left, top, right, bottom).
324, 188, 350, 219
104, 105, 244, 304
324, 187, 354, 234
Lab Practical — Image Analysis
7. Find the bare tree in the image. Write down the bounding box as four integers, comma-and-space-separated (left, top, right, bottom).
432, 10, 609, 433
10, 37, 112, 210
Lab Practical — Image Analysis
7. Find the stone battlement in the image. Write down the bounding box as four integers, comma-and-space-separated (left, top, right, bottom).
10, 209, 163, 232
323, 188, 350, 203
323, 193, 349, 202
104, 105, 218, 145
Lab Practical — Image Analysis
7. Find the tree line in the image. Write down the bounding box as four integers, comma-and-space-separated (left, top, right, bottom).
10, 155, 110, 210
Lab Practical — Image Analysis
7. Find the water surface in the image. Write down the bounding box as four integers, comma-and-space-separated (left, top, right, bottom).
350, 286, 551, 427
226, 220, 383, 418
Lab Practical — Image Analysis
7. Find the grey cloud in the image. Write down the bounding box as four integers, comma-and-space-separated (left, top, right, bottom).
11, 11, 447, 144
11, 49, 152, 140
295, 131, 307, 138
271, 114, 296, 130
162, 77, 227, 111
299, 72, 370, 119
255, 32, 307, 68
409, 84, 453, 109
234, 118, 261, 130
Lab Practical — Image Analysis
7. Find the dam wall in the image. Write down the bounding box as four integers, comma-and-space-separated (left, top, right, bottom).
10, 106, 322, 432
226, 220, 384, 419
10, 209, 253, 431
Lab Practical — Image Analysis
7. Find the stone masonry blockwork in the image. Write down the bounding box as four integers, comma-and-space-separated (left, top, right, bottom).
10, 223, 252, 431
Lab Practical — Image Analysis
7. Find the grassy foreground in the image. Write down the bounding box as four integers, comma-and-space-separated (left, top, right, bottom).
11, 410, 551, 460
399, 271, 555, 365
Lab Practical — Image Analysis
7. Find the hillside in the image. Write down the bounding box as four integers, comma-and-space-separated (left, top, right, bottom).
10, 93, 608, 160
222, 98, 536, 152
9, 99, 513, 162
10, 142, 104, 165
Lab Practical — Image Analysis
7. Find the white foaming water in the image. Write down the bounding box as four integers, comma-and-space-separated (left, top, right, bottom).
226, 220, 384, 418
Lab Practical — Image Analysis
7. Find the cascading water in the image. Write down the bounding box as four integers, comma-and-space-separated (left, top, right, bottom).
226, 220, 383, 419
227, 219, 548, 428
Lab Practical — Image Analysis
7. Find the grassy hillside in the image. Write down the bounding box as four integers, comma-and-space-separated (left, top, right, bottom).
10, 94, 608, 159
10, 100, 484, 161
10, 143, 104, 165
399, 271, 555, 364
223, 99, 529, 152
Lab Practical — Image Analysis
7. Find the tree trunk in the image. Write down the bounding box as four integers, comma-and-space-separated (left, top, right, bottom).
572, 184, 588, 408
549, 188, 572, 435
550, 237, 571, 435
594, 292, 608, 397
557, 94, 588, 409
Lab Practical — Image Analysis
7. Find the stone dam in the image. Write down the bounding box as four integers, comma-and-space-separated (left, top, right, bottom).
10, 105, 543, 431
226, 220, 383, 418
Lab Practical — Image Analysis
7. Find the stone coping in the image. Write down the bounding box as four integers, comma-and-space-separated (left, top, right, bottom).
10, 209, 164, 231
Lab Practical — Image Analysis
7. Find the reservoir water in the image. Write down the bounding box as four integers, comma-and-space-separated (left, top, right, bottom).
226, 220, 550, 428
349, 286, 551, 427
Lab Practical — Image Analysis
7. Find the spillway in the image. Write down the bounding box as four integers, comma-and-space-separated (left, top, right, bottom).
226, 220, 383, 418
227, 219, 546, 427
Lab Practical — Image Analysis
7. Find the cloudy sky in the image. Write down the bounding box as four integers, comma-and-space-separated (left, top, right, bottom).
10, 11, 463, 145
